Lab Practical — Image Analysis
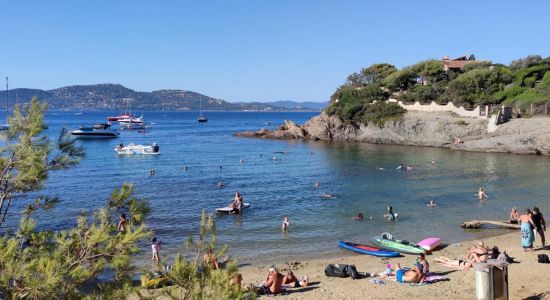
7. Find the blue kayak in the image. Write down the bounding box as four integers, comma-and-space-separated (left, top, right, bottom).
338, 241, 400, 257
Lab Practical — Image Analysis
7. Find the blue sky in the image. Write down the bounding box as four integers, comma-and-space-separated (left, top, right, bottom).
1, 0, 549, 102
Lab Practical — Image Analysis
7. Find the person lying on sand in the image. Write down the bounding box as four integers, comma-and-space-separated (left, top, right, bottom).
282, 271, 309, 288
258, 267, 284, 295
433, 257, 473, 270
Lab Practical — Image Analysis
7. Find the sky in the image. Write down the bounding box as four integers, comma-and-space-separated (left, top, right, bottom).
1, 0, 549, 102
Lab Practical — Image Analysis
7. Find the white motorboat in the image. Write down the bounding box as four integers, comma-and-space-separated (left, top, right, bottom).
114, 142, 160, 155
119, 115, 147, 130
70, 123, 119, 139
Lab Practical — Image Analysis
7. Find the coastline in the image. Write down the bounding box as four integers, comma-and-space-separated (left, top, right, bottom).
236, 111, 550, 156
238, 231, 550, 299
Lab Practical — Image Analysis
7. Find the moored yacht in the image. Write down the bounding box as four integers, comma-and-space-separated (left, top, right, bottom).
70, 123, 119, 139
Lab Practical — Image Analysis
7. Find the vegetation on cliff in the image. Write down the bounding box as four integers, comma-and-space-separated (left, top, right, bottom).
326, 54, 550, 125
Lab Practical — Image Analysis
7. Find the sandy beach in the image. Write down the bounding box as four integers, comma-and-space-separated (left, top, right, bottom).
239, 231, 550, 299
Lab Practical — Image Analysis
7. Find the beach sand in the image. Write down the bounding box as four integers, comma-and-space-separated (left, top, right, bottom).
239, 231, 550, 299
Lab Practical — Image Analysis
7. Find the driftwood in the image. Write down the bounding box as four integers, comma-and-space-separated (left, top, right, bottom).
461, 220, 520, 229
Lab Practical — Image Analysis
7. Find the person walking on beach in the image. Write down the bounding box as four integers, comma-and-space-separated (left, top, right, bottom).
519, 208, 536, 251
117, 213, 127, 234
532, 207, 546, 247
151, 238, 161, 263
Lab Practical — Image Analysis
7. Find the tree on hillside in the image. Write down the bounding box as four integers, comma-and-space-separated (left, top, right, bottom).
383, 69, 417, 92
345, 63, 397, 87
509, 55, 543, 70
409, 60, 445, 85
442, 67, 512, 106
0, 98, 84, 227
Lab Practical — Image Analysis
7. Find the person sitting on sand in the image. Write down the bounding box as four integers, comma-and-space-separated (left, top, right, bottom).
229, 192, 243, 214
509, 207, 519, 224
352, 213, 364, 221
203, 247, 229, 270
229, 273, 243, 290
467, 241, 489, 263
282, 271, 309, 288
282, 216, 290, 231
259, 267, 284, 295
476, 187, 488, 200
416, 253, 429, 275
392, 261, 424, 284
434, 257, 474, 270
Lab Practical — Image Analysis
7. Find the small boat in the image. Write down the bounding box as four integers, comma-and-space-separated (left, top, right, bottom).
70, 123, 119, 139
114, 143, 160, 155
338, 241, 400, 257
197, 115, 208, 123
371, 233, 425, 255
107, 113, 132, 122
119, 116, 147, 130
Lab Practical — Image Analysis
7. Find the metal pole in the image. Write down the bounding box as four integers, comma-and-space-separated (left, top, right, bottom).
5, 77, 8, 111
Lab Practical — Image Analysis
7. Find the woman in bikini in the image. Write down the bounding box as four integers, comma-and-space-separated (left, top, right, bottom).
434, 257, 474, 270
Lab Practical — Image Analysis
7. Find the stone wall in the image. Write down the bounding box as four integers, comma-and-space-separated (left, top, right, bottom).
388, 99, 486, 118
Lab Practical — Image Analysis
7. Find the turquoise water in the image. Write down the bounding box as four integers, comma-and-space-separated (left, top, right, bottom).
5, 111, 550, 265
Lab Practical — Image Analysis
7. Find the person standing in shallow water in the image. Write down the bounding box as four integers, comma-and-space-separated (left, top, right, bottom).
117, 213, 127, 234
519, 208, 536, 251
532, 207, 546, 247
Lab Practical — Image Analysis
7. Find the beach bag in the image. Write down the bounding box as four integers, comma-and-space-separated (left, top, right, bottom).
345, 265, 360, 280
324, 264, 349, 278
538, 254, 550, 264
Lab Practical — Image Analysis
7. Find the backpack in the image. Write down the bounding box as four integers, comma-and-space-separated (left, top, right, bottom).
325, 264, 349, 278
345, 265, 360, 280
538, 254, 550, 264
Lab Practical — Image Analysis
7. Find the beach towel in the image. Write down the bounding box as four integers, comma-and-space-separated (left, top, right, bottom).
423, 272, 449, 283
521, 222, 534, 248
369, 278, 385, 285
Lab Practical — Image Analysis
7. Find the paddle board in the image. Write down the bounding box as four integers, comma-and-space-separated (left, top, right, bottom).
371, 236, 425, 254
215, 203, 250, 213
338, 241, 400, 257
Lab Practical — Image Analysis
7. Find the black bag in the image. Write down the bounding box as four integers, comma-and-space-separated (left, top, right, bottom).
324, 264, 349, 278
345, 265, 360, 280
538, 254, 550, 264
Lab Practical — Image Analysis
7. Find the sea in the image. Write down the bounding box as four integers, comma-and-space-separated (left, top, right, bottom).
4, 110, 550, 265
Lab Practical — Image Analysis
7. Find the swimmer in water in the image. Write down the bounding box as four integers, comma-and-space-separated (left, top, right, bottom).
406, 164, 413, 171
377, 166, 385, 171
384, 206, 397, 221
352, 213, 364, 221
184, 165, 189, 171
430, 159, 436, 165
219, 165, 223, 170
396, 164, 403, 171
427, 199, 436, 207
240, 159, 244, 164
476, 187, 488, 200
282, 216, 290, 231
315, 181, 320, 188
320, 193, 334, 199
149, 169, 155, 176
217, 181, 225, 188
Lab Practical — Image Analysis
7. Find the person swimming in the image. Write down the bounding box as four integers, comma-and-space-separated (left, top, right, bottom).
149, 169, 155, 176
427, 199, 436, 207
385, 206, 397, 221
396, 164, 403, 171
352, 213, 364, 221
315, 181, 320, 188
377, 166, 385, 171
217, 181, 225, 188
282, 216, 290, 230
240, 159, 244, 164
406, 164, 413, 171
476, 187, 488, 200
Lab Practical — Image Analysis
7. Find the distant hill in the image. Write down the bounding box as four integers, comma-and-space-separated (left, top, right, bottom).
2, 83, 316, 111
263, 100, 327, 111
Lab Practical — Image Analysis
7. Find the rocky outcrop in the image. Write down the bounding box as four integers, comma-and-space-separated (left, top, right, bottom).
235, 111, 550, 156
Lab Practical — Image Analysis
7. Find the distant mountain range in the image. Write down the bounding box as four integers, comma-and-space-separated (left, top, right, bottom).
2, 83, 324, 111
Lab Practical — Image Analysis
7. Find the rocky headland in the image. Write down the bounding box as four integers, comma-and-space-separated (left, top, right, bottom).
236, 111, 550, 155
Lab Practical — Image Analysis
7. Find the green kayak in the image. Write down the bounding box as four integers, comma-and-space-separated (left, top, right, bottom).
371, 236, 426, 255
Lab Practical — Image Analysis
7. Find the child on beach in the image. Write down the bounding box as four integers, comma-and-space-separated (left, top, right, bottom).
151, 238, 161, 264
282, 216, 290, 231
